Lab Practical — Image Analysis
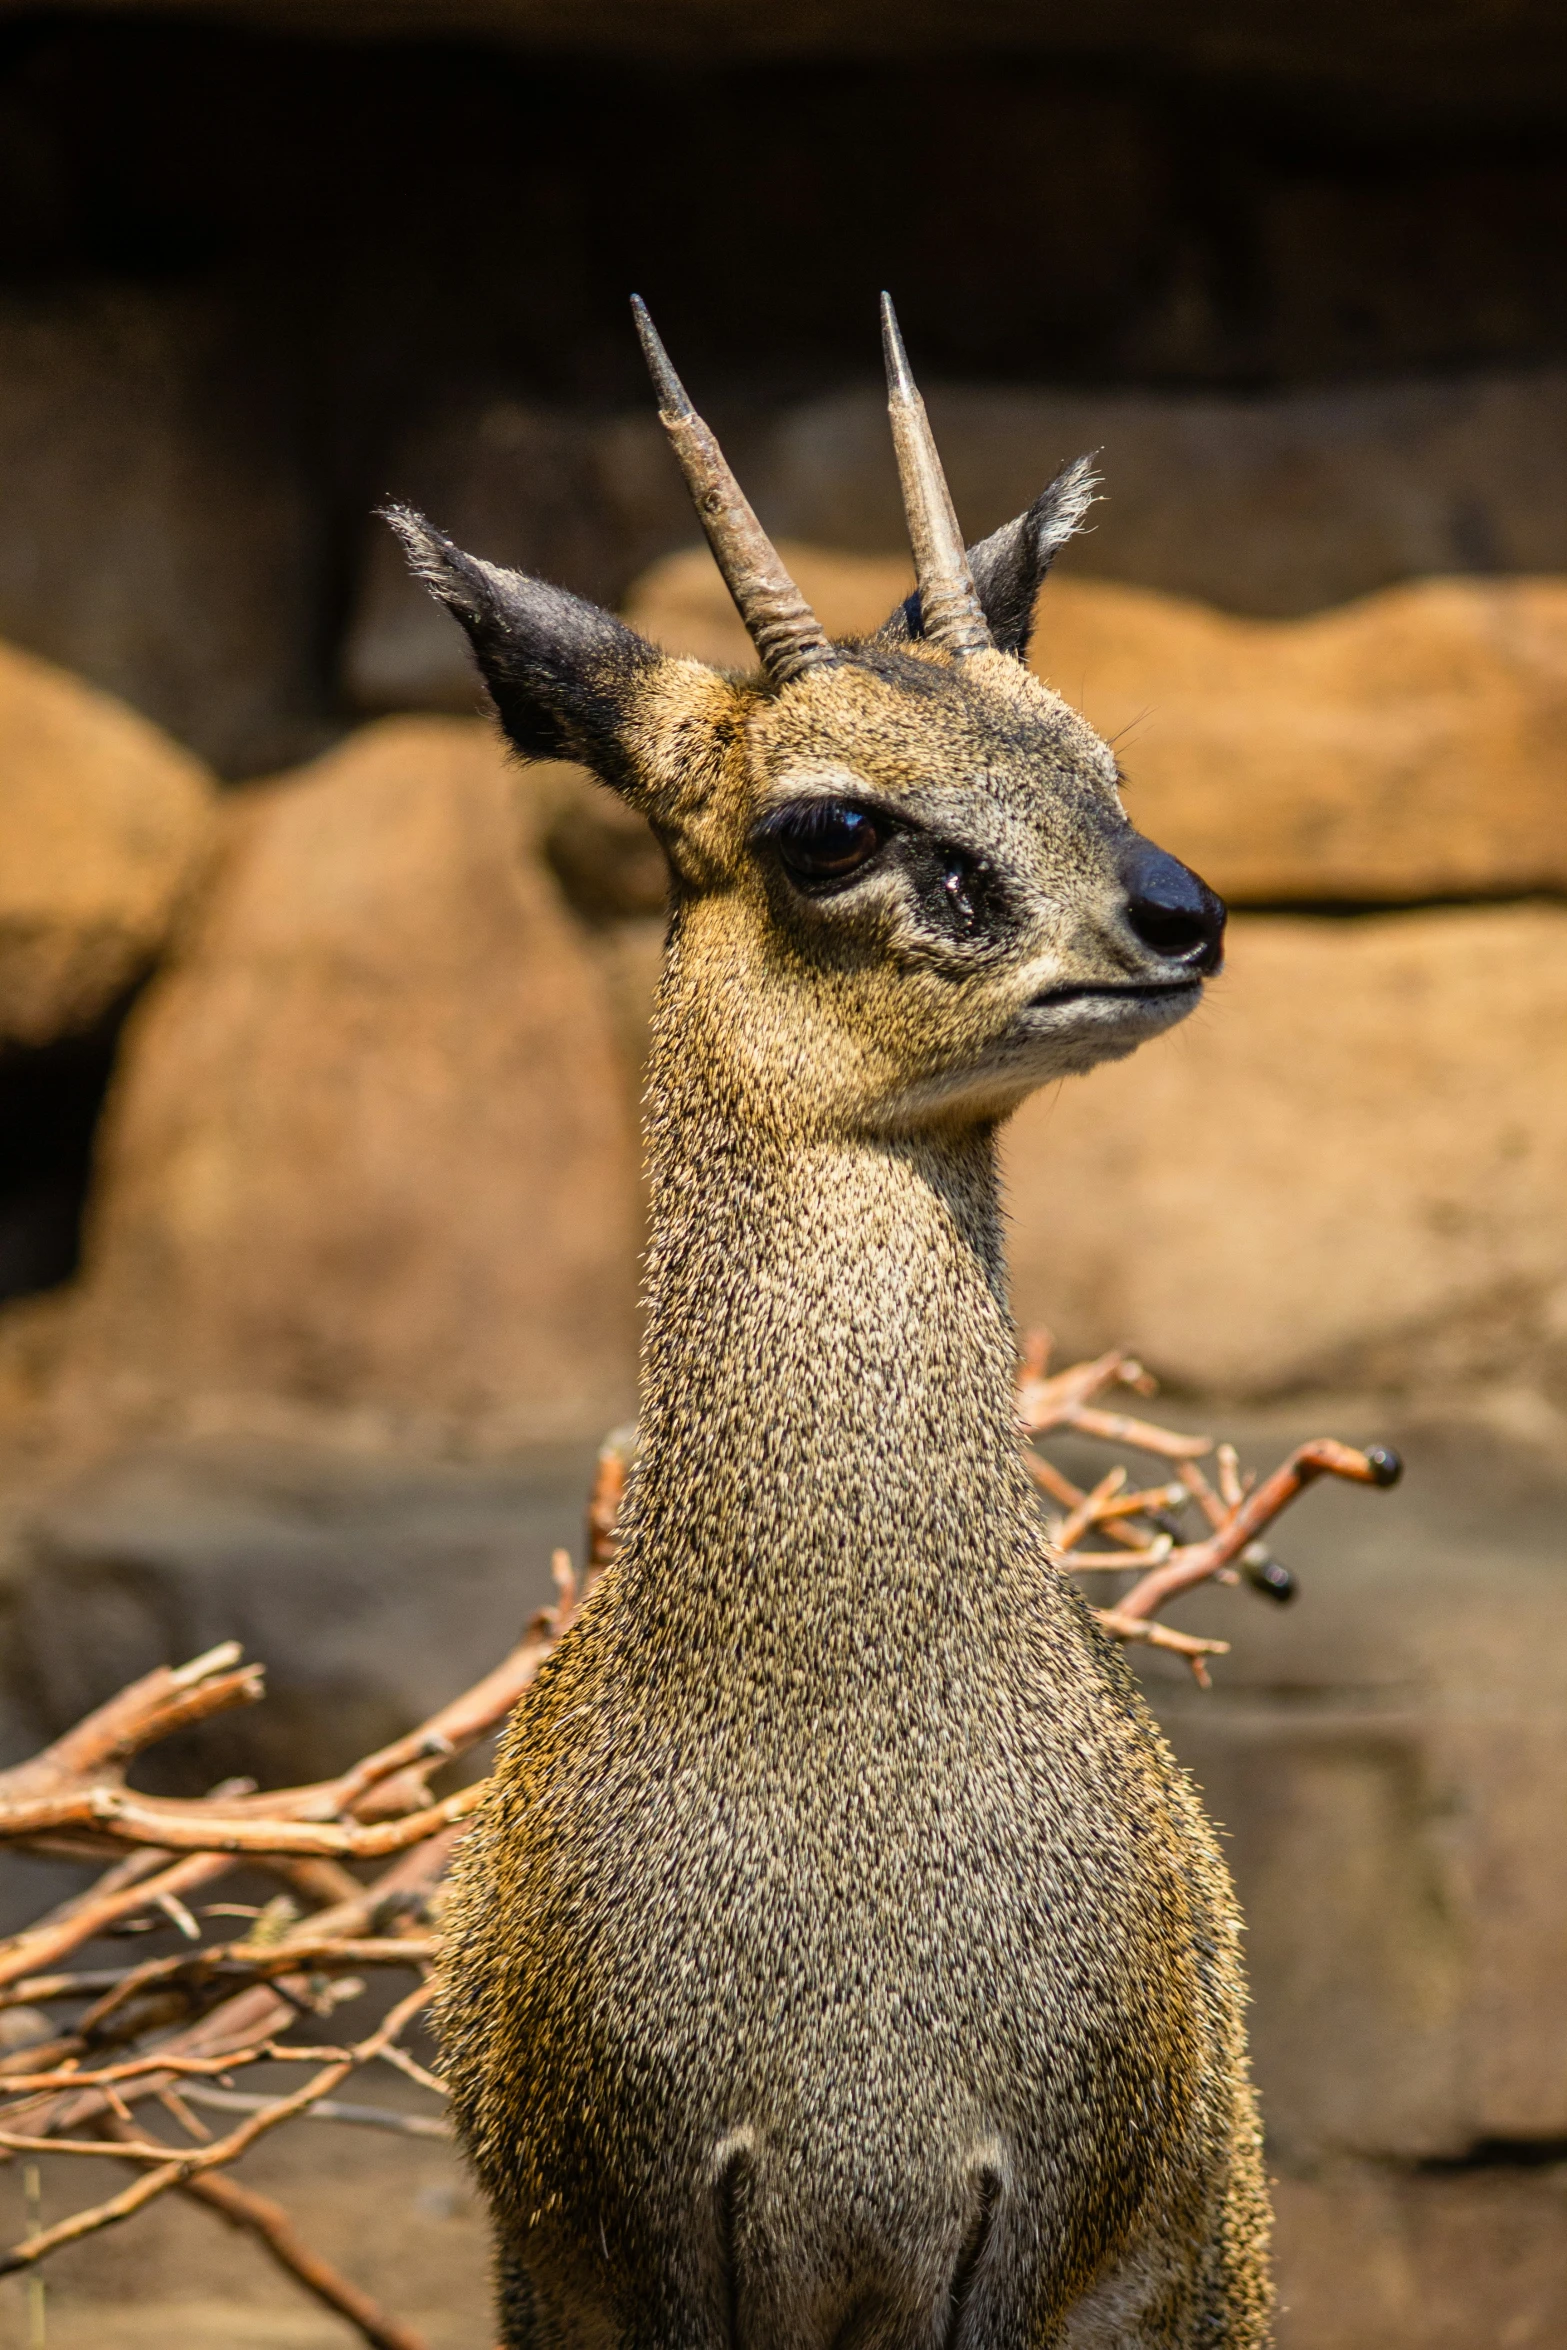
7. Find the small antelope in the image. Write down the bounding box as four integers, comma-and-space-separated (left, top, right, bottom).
391, 296, 1269, 2350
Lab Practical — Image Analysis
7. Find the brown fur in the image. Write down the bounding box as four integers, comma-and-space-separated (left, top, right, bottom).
391, 496, 1272, 2350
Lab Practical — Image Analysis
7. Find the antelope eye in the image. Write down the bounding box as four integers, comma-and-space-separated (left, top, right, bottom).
769, 802, 887, 884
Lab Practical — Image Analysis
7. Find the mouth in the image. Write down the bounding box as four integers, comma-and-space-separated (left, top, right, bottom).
1026, 978, 1203, 1010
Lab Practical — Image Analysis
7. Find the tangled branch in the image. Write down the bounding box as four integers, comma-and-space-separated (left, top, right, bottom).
1017, 1333, 1401, 1682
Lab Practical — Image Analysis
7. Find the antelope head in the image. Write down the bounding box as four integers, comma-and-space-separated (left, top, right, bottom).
387, 297, 1223, 1141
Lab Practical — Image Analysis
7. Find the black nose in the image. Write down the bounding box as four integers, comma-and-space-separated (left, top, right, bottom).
1119, 840, 1226, 974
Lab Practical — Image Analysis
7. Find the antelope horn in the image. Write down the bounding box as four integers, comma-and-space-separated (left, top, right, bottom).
632, 297, 837, 686
880, 294, 993, 658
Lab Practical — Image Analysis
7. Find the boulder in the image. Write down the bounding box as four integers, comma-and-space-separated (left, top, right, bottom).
0, 1433, 593, 1797
0, 639, 216, 1049
44, 717, 640, 1450
1003, 905, 1567, 1398
624, 546, 1567, 901
1031, 574, 1567, 902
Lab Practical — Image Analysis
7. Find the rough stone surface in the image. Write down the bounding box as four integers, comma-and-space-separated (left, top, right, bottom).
1125, 1402, 1567, 2167
0, 290, 325, 776
625, 545, 1567, 901
41, 717, 640, 1450
0, 638, 217, 1050
1003, 906, 1567, 1399
539, 761, 673, 926
0, 1434, 589, 1798
766, 370, 1567, 618
1030, 575, 1567, 902
347, 367, 1567, 719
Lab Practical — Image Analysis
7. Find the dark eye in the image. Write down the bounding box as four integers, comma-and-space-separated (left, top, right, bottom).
769, 803, 887, 885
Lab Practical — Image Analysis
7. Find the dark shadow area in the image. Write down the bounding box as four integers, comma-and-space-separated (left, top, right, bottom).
1, 14, 1564, 396
0, 15, 1562, 768
0, 993, 131, 1305
1418, 2137, 1567, 2172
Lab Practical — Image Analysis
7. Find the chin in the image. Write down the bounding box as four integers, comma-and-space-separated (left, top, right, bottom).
882, 981, 1203, 1127
1026, 980, 1203, 1071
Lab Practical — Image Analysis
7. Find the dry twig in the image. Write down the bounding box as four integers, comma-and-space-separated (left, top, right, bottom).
1016, 1331, 1400, 1683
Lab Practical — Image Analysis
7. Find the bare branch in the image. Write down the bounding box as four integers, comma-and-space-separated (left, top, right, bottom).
0, 1983, 431, 2274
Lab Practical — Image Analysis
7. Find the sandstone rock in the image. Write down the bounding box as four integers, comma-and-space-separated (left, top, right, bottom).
540, 763, 672, 925
0, 1434, 592, 1793
625, 546, 1567, 900
1131, 1403, 1567, 2167
1003, 905, 1567, 1398
46, 717, 640, 1450
1032, 574, 1567, 902
767, 369, 1567, 618
0, 639, 216, 1049
0, 289, 324, 775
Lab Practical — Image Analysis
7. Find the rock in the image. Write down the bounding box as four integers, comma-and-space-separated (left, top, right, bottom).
540, 763, 672, 925
1002, 905, 1567, 1399
1270, 2160, 1567, 2350
0, 288, 325, 776
1127, 1403, 1567, 2165
345, 367, 1567, 715
44, 717, 640, 1451
625, 547, 1567, 901
0, 1433, 593, 1793
765, 370, 1567, 619
0, 638, 216, 1049
1032, 574, 1567, 902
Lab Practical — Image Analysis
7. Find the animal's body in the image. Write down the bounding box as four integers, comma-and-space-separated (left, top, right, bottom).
394, 298, 1271, 2350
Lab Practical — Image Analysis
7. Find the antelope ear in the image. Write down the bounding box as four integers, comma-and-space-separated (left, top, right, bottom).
873, 454, 1099, 660
384, 506, 664, 799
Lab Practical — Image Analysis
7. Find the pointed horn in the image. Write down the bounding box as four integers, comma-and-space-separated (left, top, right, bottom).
632, 297, 836, 686
880, 294, 993, 658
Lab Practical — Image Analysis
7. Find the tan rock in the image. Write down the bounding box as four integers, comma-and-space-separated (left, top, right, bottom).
1139, 1402, 1567, 2167
0, 638, 216, 1048
52, 717, 640, 1449
625, 546, 1567, 901
1002, 905, 1567, 1397
1033, 574, 1567, 902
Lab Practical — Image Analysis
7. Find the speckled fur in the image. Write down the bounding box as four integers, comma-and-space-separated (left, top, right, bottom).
391, 494, 1272, 2350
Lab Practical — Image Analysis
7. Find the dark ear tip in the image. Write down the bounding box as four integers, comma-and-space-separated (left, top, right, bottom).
378, 503, 483, 615
379, 501, 445, 563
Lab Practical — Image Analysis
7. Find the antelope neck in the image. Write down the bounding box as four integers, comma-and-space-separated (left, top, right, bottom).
622, 1050, 1033, 1638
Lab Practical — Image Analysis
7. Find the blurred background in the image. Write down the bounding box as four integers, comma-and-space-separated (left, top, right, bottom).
0, 3, 1565, 2343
